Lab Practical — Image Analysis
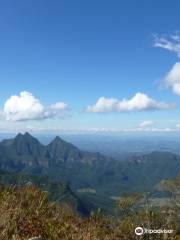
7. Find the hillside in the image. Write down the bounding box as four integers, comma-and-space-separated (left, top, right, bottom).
0, 180, 179, 240
0, 133, 180, 209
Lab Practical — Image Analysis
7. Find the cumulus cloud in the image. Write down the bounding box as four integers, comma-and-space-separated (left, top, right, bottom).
153, 33, 180, 57
50, 102, 68, 110
86, 92, 175, 113
162, 62, 180, 95
139, 120, 154, 128
1, 91, 68, 122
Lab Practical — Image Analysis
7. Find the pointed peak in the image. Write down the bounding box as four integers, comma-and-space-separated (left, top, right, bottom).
24, 132, 34, 138
52, 136, 64, 143
14, 132, 39, 144
49, 135, 74, 147
55, 136, 62, 141
49, 135, 79, 151
24, 132, 31, 136
15, 132, 33, 139
15, 133, 24, 139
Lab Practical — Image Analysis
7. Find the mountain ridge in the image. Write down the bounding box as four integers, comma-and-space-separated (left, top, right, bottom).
0, 132, 180, 197
0, 132, 111, 170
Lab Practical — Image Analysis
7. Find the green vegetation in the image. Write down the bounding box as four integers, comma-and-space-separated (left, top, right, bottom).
1, 133, 180, 198
0, 176, 180, 240
0, 185, 121, 240
0, 172, 92, 216
0, 133, 180, 239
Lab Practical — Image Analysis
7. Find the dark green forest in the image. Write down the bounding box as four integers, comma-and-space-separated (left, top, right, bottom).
0, 133, 180, 239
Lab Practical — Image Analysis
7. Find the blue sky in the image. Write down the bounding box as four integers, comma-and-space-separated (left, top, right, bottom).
1, 0, 180, 134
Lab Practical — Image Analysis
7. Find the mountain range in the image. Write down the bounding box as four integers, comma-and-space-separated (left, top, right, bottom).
0, 132, 180, 206
0, 132, 109, 170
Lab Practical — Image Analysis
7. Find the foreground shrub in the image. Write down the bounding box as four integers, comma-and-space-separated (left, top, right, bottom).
0, 186, 121, 240
0, 185, 180, 240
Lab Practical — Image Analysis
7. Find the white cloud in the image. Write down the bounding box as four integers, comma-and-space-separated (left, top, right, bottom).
50, 102, 68, 110
87, 97, 118, 113
1, 91, 68, 122
86, 92, 175, 113
153, 33, 180, 57
162, 62, 180, 95
139, 120, 154, 128
176, 123, 180, 128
